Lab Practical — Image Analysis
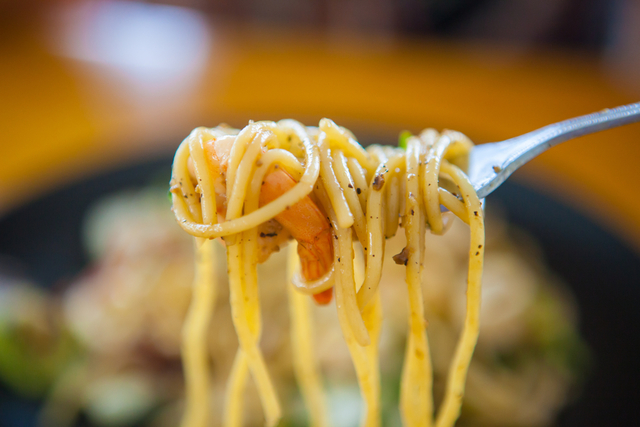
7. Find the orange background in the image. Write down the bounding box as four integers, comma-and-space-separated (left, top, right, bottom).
1, 20, 639, 250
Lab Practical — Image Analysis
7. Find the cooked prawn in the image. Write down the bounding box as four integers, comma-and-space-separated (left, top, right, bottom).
199, 135, 335, 304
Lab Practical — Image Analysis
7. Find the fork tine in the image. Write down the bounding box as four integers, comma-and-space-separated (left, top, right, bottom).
469, 102, 640, 199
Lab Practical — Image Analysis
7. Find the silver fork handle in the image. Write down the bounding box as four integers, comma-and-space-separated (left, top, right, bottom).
471, 102, 640, 199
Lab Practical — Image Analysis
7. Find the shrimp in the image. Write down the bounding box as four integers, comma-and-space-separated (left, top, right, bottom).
200, 136, 335, 305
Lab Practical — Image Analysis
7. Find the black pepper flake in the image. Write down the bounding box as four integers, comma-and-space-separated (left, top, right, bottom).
372, 174, 385, 191
334, 235, 338, 240
356, 188, 362, 194
338, 257, 341, 262
478, 244, 483, 248
474, 211, 478, 216
348, 183, 353, 188
260, 232, 278, 238
475, 251, 479, 256
274, 165, 279, 169
392, 247, 409, 266
411, 209, 414, 216
287, 135, 292, 142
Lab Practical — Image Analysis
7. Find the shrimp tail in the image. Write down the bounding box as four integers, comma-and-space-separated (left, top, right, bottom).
312, 288, 333, 305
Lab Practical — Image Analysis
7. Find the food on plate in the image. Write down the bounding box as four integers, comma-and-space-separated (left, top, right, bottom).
0, 122, 587, 427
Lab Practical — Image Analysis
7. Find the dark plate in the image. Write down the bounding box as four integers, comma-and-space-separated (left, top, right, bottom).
0, 155, 639, 427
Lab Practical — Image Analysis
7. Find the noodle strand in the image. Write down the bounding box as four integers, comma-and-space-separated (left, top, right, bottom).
171, 119, 484, 427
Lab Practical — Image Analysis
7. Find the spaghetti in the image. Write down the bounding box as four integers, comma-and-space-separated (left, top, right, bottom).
169, 119, 484, 427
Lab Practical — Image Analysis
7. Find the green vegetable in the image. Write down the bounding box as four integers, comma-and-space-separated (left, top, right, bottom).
0, 285, 80, 398
527, 287, 591, 379
398, 130, 412, 150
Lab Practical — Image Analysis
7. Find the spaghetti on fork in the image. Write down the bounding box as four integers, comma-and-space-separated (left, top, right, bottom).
169, 119, 484, 427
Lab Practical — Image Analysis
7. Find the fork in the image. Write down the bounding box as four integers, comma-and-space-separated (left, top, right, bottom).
468, 102, 640, 199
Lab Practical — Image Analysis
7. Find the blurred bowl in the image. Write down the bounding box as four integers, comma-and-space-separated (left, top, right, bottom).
0, 146, 638, 427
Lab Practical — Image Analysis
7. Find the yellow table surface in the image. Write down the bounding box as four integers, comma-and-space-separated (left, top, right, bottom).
1, 19, 639, 250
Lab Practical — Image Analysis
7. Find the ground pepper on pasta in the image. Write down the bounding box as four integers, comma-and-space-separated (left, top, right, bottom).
8, 184, 585, 427
170, 119, 485, 427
